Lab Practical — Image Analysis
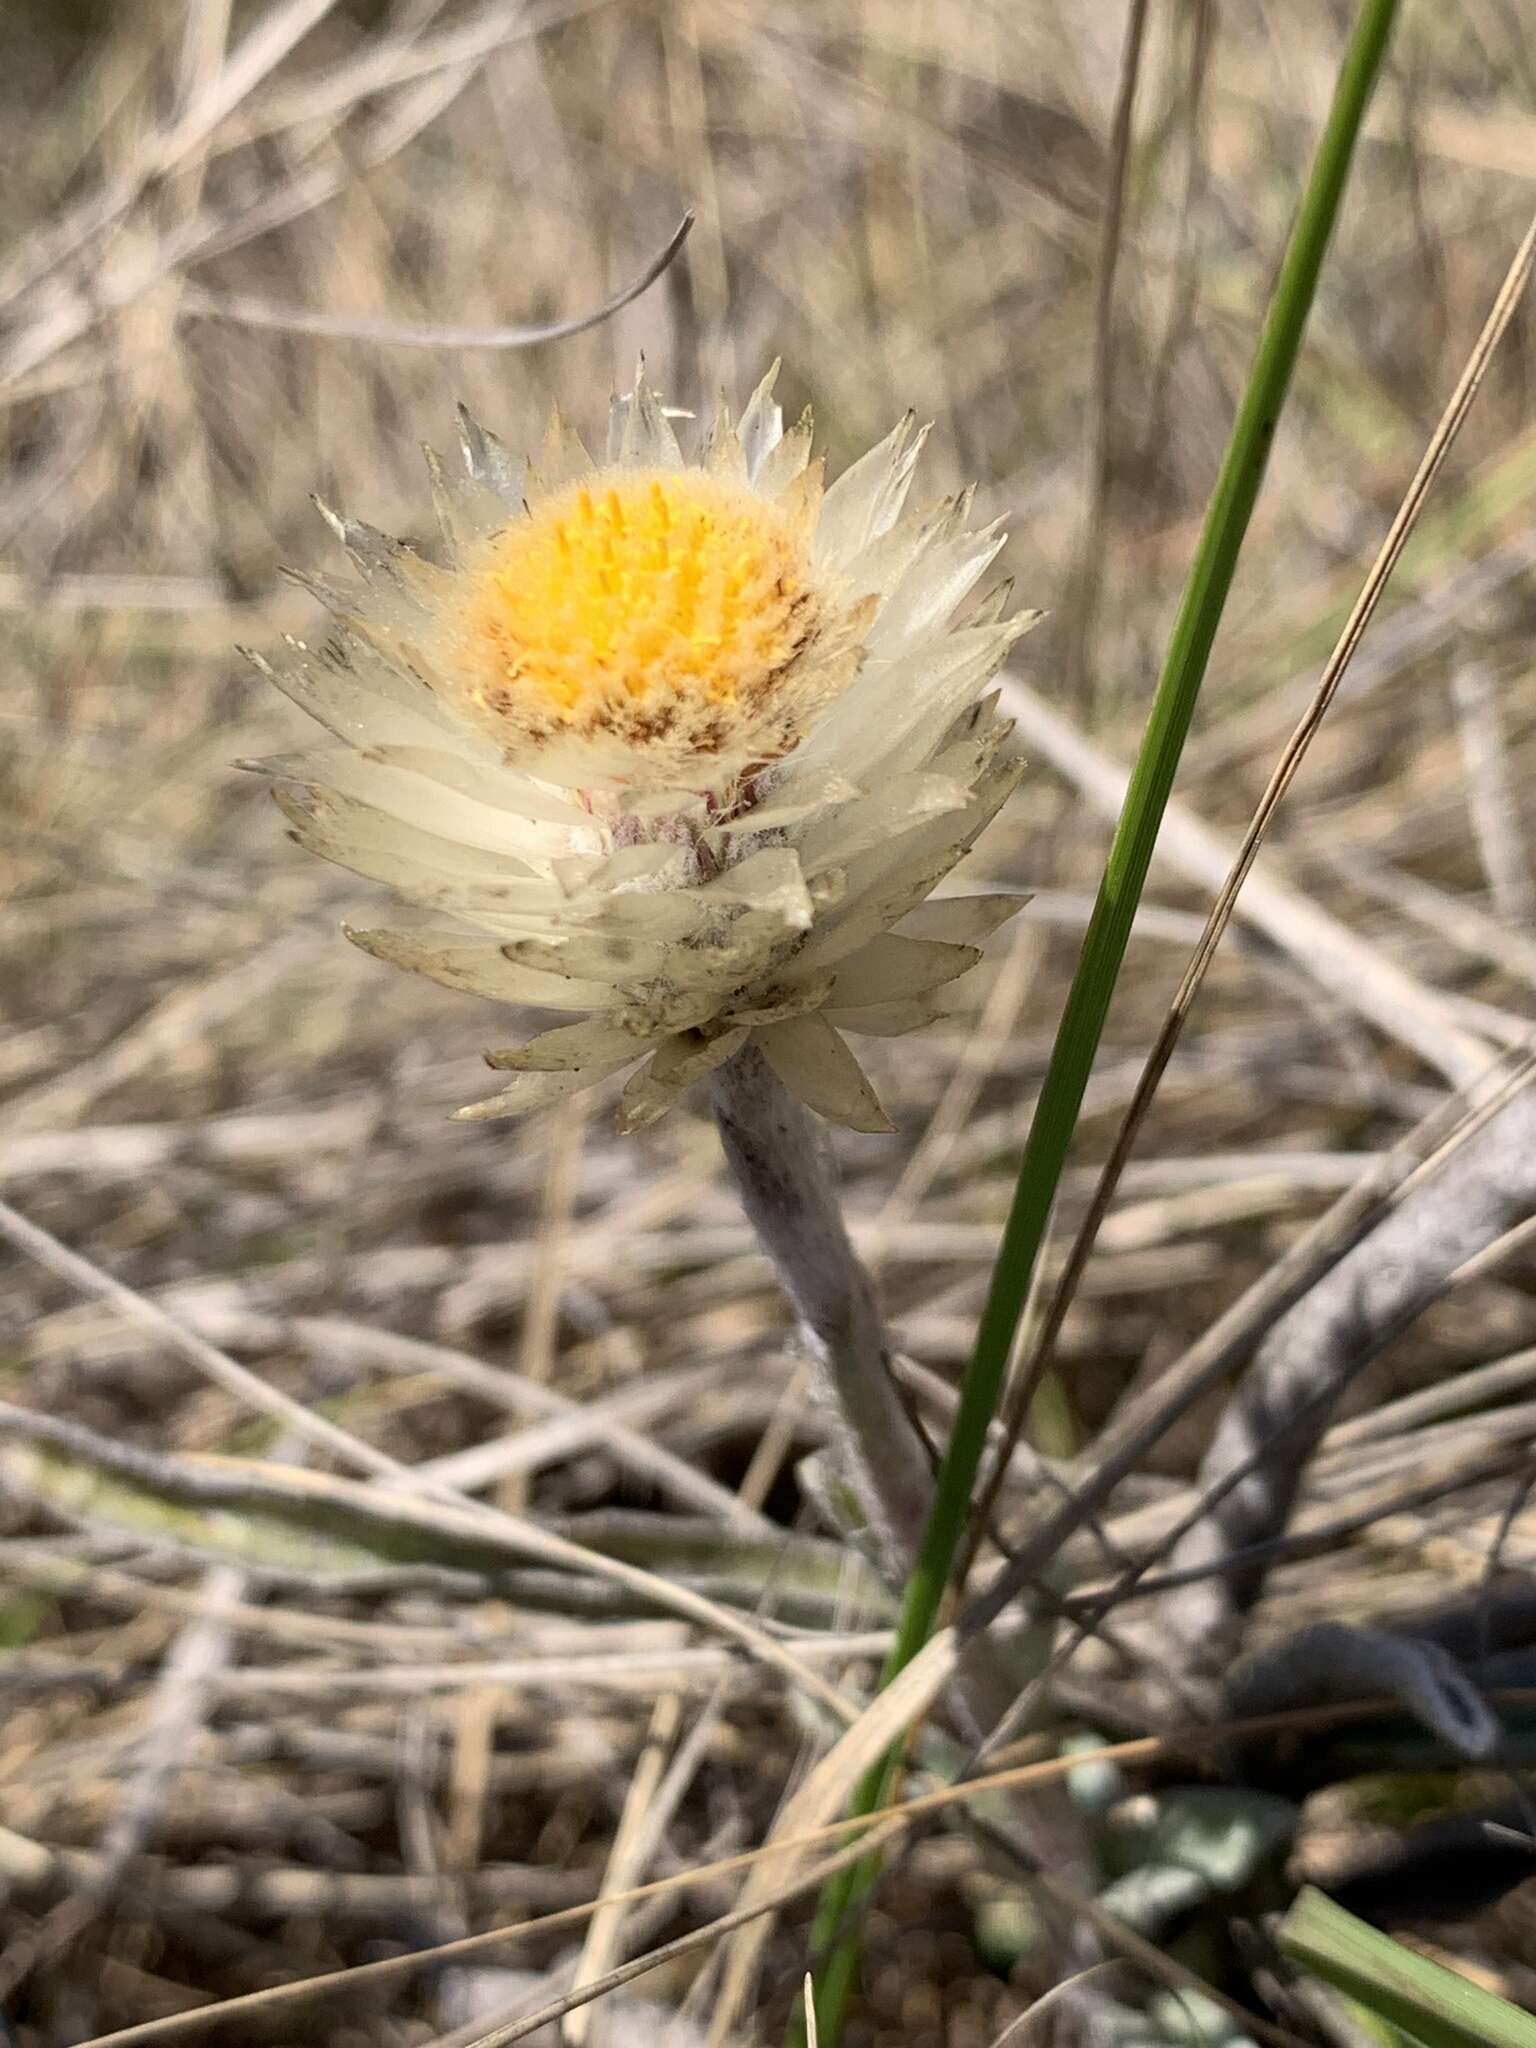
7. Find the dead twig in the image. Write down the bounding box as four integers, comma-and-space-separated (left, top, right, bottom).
178, 212, 694, 347
1160, 1068, 1536, 1677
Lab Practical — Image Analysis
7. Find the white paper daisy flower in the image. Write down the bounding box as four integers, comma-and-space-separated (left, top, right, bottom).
250, 366, 1037, 1134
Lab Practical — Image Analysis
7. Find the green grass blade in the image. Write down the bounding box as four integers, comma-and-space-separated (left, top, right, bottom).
1281, 1887, 1536, 2048
809, 2, 1400, 2039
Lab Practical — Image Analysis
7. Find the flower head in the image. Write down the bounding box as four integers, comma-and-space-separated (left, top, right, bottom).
251, 366, 1036, 1133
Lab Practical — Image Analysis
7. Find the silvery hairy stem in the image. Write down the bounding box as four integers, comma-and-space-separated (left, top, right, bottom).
710, 1044, 934, 1576
711, 1046, 1097, 1911
1163, 1076, 1536, 1686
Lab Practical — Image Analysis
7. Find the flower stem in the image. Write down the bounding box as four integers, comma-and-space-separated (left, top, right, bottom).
710, 1044, 933, 1572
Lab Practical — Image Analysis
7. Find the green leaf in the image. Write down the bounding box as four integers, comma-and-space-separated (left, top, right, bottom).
808, 0, 1402, 2035
1280, 1887, 1536, 2048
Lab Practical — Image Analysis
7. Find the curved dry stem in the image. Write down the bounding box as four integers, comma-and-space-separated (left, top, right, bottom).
1161, 1073, 1536, 1676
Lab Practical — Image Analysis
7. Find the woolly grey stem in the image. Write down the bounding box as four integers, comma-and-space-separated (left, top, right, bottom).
711, 1051, 1098, 1916
1161, 1079, 1536, 1679
710, 1045, 933, 1575
1224, 1621, 1498, 1762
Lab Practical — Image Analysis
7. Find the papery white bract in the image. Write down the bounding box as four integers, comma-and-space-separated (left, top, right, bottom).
251, 366, 1036, 1133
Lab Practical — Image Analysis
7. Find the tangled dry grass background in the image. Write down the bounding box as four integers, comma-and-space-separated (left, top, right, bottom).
2, 2, 1536, 2044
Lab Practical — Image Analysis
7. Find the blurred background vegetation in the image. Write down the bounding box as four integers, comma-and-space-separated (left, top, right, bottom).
1, 3, 1534, 2045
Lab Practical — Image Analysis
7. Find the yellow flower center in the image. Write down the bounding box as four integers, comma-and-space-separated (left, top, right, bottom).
453, 471, 820, 752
